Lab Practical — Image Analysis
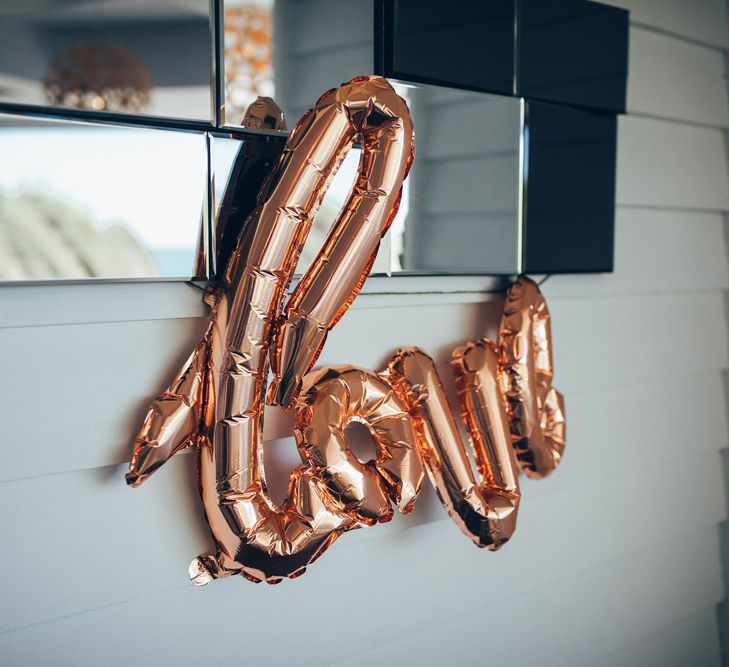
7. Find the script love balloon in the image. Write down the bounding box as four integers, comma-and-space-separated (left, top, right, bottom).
127, 76, 415, 585
126, 79, 567, 587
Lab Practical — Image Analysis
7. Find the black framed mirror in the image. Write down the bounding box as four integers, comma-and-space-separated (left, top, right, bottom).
0, 0, 627, 281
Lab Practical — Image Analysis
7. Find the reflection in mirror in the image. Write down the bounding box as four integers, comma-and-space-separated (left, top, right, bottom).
223, 0, 371, 126
0, 0, 213, 120
210, 134, 395, 278
295, 86, 521, 275
206, 131, 286, 280
223, 1, 522, 274
0, 113, 207, 279
393, 85, 521, 274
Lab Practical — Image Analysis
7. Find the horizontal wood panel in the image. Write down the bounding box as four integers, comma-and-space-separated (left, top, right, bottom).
542, 208, 729, 299
0, 280, 206, 328
605, 0, 729, 48
627, 26, 729, 127
2, 287, 726, 482
0, 316, 210, 481
587, 608, 721, 667
330, 527, 723, 667
0, 518, 721, 667
0, 277, 509, 330
319, 293, 729, 395
547, 291, 728, 394
616, 115, 729, 210
530, 372, 729, 496
0, 449, 723, 636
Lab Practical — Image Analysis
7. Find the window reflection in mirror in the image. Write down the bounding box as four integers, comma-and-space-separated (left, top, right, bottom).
0, 0, 213, 120
0, 114, 207, 280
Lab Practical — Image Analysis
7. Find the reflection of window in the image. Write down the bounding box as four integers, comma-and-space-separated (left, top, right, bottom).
0, 124, 206, 279
0, 192, 155, 279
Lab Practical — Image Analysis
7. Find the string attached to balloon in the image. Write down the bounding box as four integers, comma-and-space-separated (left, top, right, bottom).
126, 77, 566, 586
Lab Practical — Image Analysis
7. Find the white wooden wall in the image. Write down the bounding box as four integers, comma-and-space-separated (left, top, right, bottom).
2, 1, 729, 665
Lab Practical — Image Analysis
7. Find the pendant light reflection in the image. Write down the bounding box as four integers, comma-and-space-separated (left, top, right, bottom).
43, 39, 152, 113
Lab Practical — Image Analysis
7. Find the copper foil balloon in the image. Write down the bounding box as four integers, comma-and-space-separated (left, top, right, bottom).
268, 80, 415, 409
126, 338, 209, 488
127, 76, 415, 585
241, 95, 287, 132
500, 276, 567, 479
294, 366, 424, 525
386, 347, 520, 549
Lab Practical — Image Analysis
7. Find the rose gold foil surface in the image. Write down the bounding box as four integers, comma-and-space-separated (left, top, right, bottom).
127, 76, 415, 585
500, 276, 567, 479
125, 337, 209, 487
294, 365, 424, 525
268, 77, 415, 409
240, 96, 287, 131
386, 347, 519, 549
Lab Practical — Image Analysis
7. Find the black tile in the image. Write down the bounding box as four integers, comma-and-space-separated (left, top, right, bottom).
524, 101, 616, 273
377, 0, 516, 95
518, 0, 629, 113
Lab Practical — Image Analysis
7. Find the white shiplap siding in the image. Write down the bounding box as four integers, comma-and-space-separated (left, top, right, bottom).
1, 1, 728, 665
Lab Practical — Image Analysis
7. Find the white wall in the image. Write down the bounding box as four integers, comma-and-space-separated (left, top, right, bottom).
2, 1, 729, 665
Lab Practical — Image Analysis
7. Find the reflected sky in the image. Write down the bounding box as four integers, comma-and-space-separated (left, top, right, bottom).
0, 125, 206, 277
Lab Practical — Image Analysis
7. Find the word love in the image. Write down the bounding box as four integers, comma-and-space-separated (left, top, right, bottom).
126, 76, 565, 586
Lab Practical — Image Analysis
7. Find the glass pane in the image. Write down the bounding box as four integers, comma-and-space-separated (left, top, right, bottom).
0, 0, 213, 120
207, 131, 286, 279
394, 85, 521, 274
222, 0, 370, 126
223, 0, 522, 274
0, 113, 207, 280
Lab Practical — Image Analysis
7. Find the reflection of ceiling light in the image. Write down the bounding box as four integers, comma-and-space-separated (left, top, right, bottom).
43, 40, 152, 112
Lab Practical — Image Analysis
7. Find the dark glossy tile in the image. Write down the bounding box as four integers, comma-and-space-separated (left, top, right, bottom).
524, 101, 617, 273
518, 0, 629, 113
378, 0, 516, 95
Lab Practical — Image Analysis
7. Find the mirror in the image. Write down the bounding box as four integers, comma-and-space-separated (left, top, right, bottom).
0, 0, 620, 281
0, 0, 214, 120
222, 0, 523, 274
0, 113, 207, 279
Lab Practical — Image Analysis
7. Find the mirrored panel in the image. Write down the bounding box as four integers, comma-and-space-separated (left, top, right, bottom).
296, 85, 521, 274
222, 1, 522, 274
222, 0, 372, 126
214, 85, 521, 276
0, 0, 213, 120
0, 113, 207, 279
